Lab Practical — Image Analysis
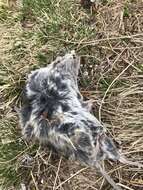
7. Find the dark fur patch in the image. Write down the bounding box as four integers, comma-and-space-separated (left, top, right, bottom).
77, 92, 82, 99
70, 111, 77, 115
61, 103, 70, 112
75, 148, 89, 164
58, 123, 73, 134
49, 73, 67, 92
78, 133, 91, 147
20, 105, 32, 127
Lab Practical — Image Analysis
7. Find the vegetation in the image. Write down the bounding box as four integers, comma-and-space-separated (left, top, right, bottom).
0, 0, 143, 189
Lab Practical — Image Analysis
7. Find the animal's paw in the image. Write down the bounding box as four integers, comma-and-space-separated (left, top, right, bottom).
33, 118, 50, 144
22, 123, 34, 141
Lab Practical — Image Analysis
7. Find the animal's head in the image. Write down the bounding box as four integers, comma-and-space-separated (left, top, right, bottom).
27, 50, 80, 95
51, 50, 80, 78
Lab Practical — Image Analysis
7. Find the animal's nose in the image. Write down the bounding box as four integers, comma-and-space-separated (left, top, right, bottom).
70, 50, 76, 59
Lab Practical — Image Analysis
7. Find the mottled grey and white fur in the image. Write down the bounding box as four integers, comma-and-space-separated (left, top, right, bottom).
17, 50, 142, 190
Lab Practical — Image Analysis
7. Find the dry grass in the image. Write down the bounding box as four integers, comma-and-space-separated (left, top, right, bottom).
0, 0, 143, 189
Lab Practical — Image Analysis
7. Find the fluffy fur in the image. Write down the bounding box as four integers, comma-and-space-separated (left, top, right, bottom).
17, 51, 142, 190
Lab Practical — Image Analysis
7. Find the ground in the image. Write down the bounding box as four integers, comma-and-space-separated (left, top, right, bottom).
0, 0, 143, 189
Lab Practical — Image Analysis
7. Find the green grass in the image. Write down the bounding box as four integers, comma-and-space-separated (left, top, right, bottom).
123, 6, 129, 17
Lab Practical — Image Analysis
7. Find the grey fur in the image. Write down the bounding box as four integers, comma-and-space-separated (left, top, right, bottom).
17, 51, 142, 190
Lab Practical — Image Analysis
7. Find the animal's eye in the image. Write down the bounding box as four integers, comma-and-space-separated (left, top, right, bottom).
40, 95, 47, 103
60, 83, 67, 90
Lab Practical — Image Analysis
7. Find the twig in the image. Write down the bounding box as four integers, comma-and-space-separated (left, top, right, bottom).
47, 33, 143, 45
31, 171, 39, 190
98, 61, 134, 122
53, 157, 62, 190
55, 167, 88, 189
118, 183, 135, 190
